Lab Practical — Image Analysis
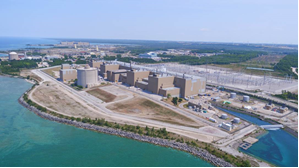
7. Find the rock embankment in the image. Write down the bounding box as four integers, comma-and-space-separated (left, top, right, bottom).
19, 96, 233, 167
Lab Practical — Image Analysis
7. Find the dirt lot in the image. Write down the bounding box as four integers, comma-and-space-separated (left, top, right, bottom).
86, 85, 128, 103
20, 69, 42, 82
106, 97, 202, 127
31, 81, 107, 119
42, 67, 61, 78
87, 88, 117, 102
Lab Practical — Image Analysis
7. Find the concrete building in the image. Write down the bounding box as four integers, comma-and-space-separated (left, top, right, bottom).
126, 70, 151, 86
99, 62, 206, 98
107, 69, 128, 82
99, 63, 120, 79
61, 64, 71, 69
89, 60, 103, 68
174, 76, 206, 98
77, 66, 98, 88
60, 69, 77, 82
9, 52, 19, 60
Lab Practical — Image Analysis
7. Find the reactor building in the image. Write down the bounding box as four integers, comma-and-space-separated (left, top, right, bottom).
77, 65, 98, 88
9, 52, 19, 60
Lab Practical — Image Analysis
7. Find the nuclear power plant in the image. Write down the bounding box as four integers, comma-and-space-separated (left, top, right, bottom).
60, 60, 206, 97
9, 52, 19, 60
91, 61, 207, 98
77, 65, 98, 88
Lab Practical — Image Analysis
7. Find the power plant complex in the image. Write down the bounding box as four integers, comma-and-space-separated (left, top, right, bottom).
59, 60, 207, 98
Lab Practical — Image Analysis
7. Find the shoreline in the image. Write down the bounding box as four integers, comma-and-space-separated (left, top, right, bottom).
18, 94, 233, 167
212, 102, 298, 138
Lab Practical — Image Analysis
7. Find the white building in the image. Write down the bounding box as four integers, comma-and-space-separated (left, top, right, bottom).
221, 122, 232, 131
9, 52, 19, 60
139, 52, 158, 59
77, 65, 98, 88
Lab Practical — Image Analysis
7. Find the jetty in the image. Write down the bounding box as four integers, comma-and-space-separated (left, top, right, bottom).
239, 137, 258, 150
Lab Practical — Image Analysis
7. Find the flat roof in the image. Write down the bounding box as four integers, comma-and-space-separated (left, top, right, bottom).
161, 87, 180, 91
110, 69, 128, 73
60, 69, 76, 72
136, 81, 148, 85
243, 137, 258, 144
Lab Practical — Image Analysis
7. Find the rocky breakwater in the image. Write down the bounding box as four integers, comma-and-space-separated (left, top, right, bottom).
18, 96, 233, 167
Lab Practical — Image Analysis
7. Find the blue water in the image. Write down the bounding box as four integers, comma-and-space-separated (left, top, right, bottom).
0, 37, 59, 51
218, 107, 298, 167
0, 76, 213, 167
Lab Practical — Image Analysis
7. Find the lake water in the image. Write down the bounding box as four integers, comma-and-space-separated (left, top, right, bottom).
0, 37, 60, 52
0, 76, 212, 167
218, 107, 298, 167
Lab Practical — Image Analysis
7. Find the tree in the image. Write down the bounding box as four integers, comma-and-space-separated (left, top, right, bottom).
172, 97, 178, 105
167, 94, 171, 98
178, 98, 183, 102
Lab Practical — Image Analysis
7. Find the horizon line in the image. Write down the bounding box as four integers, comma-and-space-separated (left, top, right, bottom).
0, 35, 298, 46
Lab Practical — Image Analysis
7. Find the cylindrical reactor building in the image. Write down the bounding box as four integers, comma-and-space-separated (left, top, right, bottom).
77, 66, 98, 88
9, 52, 19, 60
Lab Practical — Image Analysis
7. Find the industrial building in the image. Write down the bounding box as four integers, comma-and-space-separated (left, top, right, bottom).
139, 52, 158, 59
60, 69, 77, 82
278, 105, 288, 113
61, 64, 71, 69
220, 122, 232, 131
264, 101, 275, 110
77, 65, 98, 88
9, 52, 19, 60
89, 60, 103, 68
98, 62, 206, 98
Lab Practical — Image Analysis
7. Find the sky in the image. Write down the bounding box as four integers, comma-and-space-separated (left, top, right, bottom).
0, 0, 298, 44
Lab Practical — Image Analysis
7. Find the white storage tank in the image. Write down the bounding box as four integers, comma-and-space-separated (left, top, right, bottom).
9, 52, 19, 60
230, 92, 236, 99
77, 66, 98, 88
209, 117, 217, 123
233, 118, 240, 123
221, 114, 228, 119
243, 95, 250, 102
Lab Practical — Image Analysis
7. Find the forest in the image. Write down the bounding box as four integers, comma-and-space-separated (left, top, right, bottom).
0, 60, 40, 75
159, 50, 266, 65
274, 53, 298, 78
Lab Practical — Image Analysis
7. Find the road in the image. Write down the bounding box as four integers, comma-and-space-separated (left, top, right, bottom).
291, 67, 298, 76
32, 69, 228, 142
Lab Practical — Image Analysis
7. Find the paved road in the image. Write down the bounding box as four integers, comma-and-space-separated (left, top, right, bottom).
291, 67, 298, 75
